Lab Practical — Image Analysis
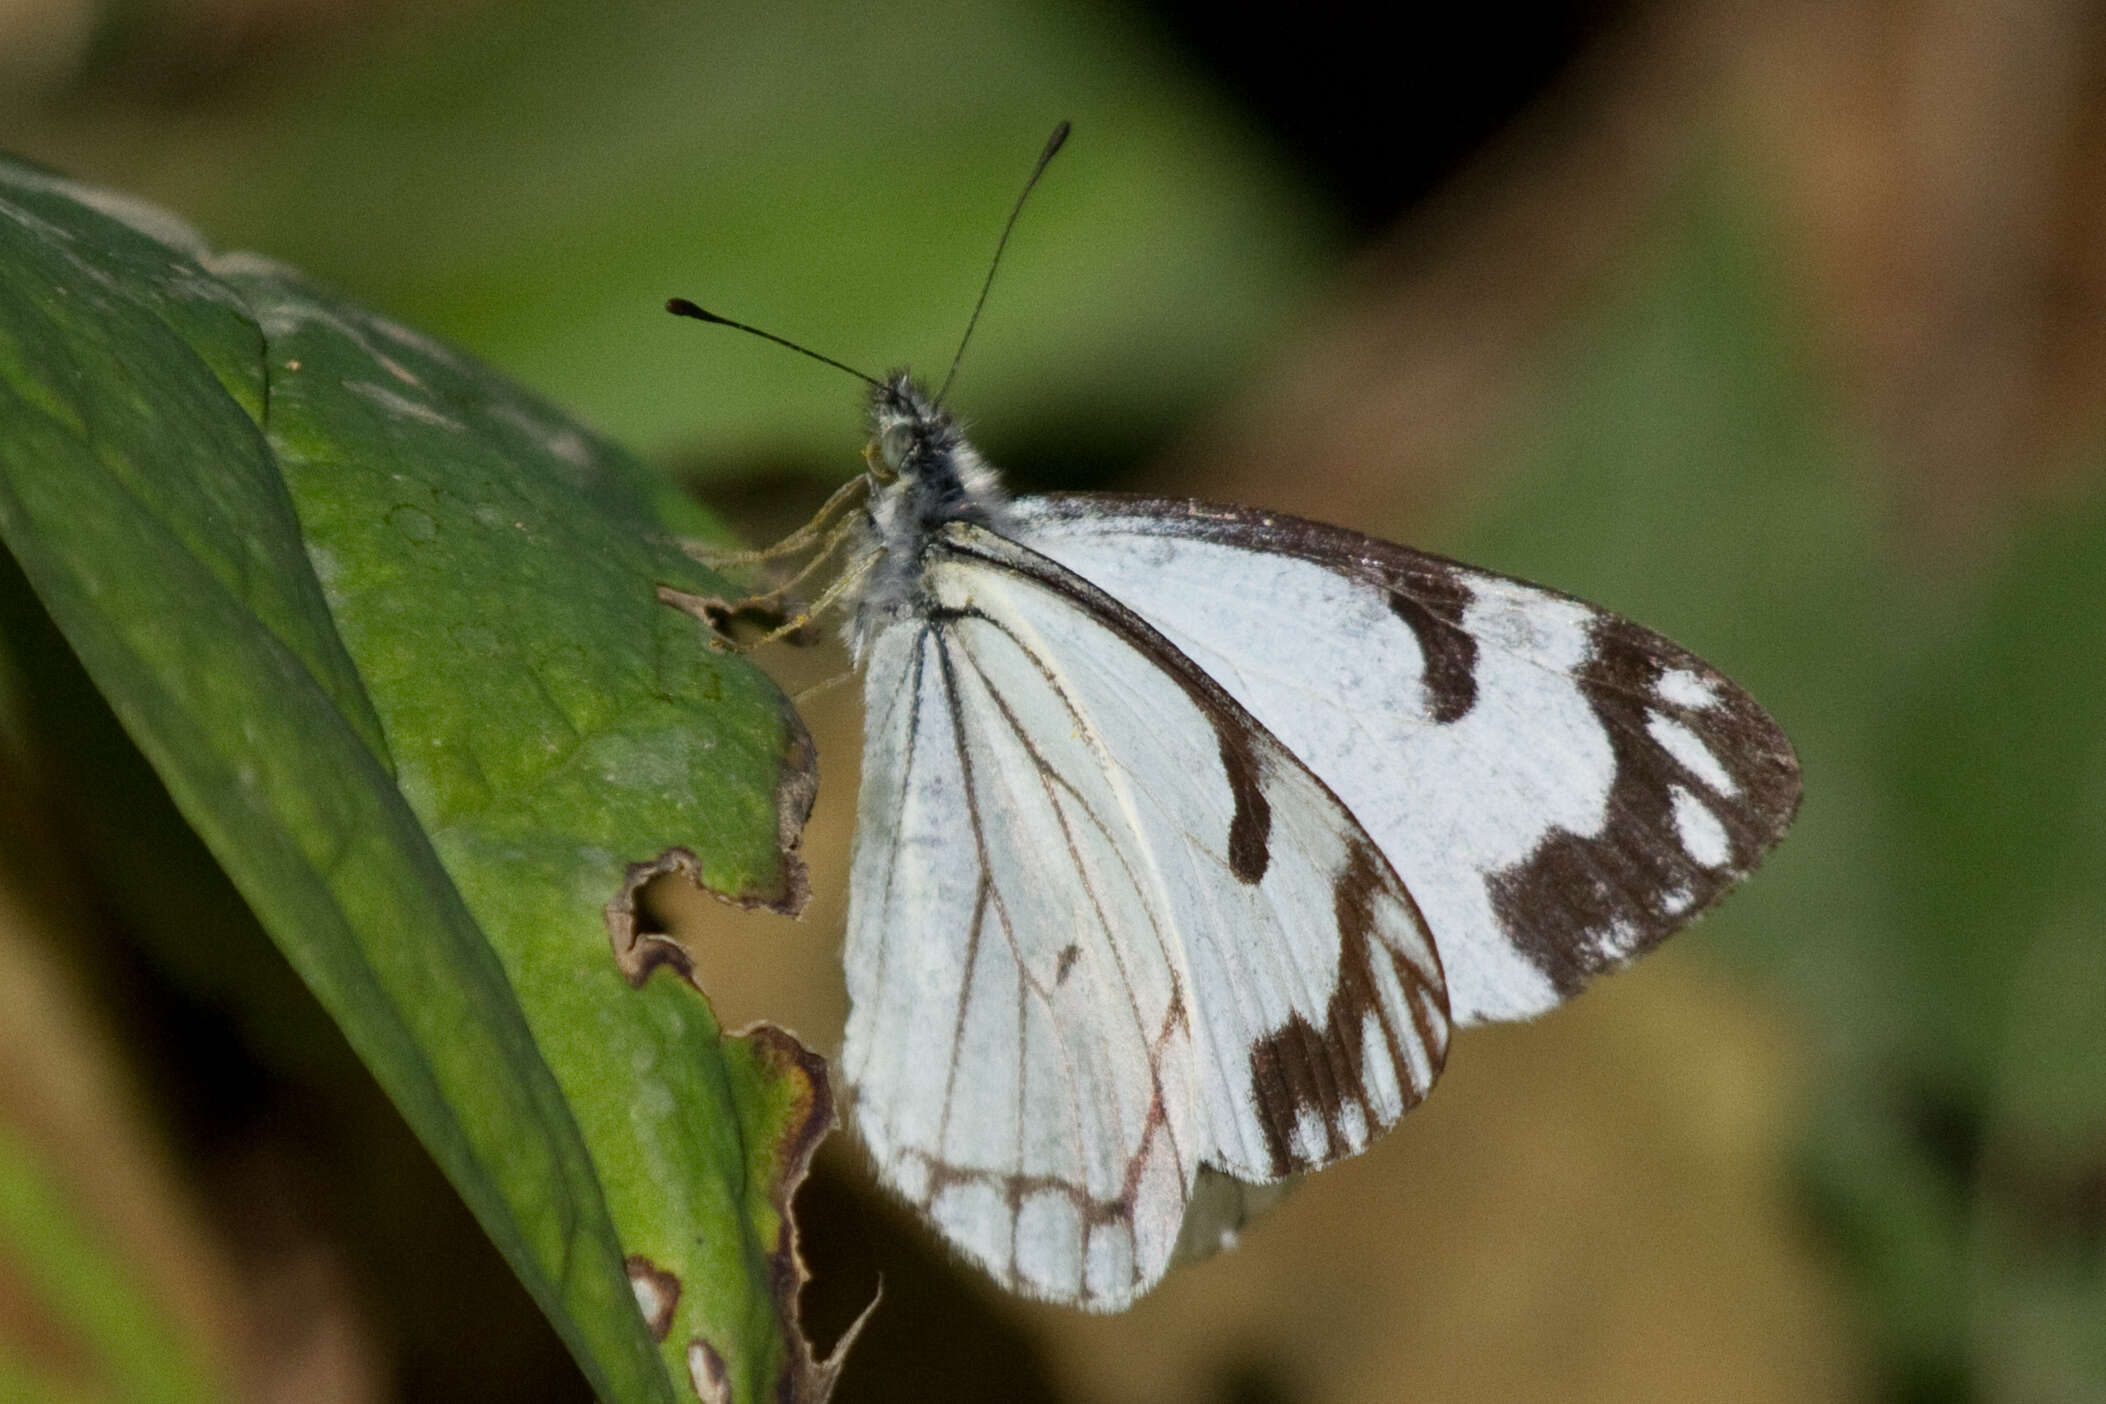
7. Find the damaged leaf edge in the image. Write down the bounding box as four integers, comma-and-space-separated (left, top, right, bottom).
716, 1022, 874, 1404
604, 692, 816, 989
607, 871, 874, 1402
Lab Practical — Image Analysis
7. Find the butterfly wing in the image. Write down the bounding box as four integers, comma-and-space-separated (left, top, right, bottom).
1007, 494, 1802, 1025
842, 522, 1448, 1309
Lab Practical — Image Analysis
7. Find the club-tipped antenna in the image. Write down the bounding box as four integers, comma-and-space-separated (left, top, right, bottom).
935, 120, 1071, 405
665, 297, 884, 390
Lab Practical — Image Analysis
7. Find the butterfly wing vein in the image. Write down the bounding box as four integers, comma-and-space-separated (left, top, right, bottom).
842, 524, 1449, 1308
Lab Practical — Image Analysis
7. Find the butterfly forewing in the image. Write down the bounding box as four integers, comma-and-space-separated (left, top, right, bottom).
842, 522, 1449, 1308
1006, 494, 1802, 1025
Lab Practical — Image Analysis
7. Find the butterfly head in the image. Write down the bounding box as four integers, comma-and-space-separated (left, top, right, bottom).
868, 375, 953, 483
865, 373, 1007, 530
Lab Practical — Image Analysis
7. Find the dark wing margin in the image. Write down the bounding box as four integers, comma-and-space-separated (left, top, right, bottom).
1488, 611, 1800, 993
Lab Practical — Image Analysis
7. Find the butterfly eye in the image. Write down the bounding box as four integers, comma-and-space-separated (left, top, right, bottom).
880, 422, 916, 473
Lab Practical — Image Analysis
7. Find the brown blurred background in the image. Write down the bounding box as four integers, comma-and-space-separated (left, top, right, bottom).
4, 0, 2105, 1400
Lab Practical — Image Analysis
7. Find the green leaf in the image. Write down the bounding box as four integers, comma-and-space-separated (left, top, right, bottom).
0, 155, 835, 1401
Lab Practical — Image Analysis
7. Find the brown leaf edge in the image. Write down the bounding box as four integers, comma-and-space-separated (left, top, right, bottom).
606, 978, 872, 1400
598, 631, 866, 1398
607, 844, 875, 1401
724, 1024, 876, 1403
604, 692, 816, 987
616, 1021, 870, 1402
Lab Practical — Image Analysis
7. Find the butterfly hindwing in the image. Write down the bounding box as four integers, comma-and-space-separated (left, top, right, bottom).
841, 522, 1449, 1308
1007, 494, 1802, 1025
844, 612, 1196, 1306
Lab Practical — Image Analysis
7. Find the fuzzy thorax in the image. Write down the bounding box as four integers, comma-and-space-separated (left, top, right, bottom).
854, 373, 1013, 644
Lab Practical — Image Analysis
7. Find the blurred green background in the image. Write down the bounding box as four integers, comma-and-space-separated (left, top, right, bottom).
2, 0, 2103, 1400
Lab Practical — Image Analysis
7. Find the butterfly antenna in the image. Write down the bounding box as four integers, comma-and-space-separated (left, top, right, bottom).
935, 120, 1071, 405
665, 298, 884, 390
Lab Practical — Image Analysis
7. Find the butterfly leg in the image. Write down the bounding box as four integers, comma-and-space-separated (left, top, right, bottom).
715, 547, 884, 652
666, 479, 874, 645
790, 666, 859, 706
732, 509, 870, 607
681, 472, 872, 567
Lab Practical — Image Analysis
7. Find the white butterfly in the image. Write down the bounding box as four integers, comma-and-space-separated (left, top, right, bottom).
672, 128, 1801, 1311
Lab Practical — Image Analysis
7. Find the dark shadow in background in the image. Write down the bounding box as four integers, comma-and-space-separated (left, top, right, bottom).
1141, 0, 1628, 230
